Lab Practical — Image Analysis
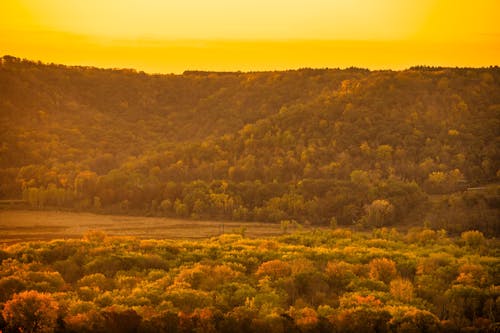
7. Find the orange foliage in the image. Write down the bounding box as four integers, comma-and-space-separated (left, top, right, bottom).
256, 260, 292, 280
2, 290, 59, 333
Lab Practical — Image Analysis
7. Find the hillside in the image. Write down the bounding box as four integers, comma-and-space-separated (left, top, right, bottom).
1, 56, 499, 234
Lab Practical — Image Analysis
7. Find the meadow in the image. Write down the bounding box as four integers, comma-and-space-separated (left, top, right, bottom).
0, 210, 284, 244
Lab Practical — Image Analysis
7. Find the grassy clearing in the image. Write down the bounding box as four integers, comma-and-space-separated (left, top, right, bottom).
0, 210, 287, 243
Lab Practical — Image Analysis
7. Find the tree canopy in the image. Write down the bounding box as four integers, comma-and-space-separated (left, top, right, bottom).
0, 57, 499, 234
0, 229, 498, 332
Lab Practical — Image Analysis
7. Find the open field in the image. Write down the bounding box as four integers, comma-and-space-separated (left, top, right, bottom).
0, 210, 285, 243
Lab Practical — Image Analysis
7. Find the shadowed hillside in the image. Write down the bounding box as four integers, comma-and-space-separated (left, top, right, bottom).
1, 56, 499, 234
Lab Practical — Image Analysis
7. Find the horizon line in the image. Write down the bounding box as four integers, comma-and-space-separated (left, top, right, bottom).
3, 55, 500, 76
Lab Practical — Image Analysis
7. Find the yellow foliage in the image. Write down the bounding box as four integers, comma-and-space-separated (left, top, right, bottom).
390, 279, 414, 302
256, 260, 291, 280
369, 258, 398, 284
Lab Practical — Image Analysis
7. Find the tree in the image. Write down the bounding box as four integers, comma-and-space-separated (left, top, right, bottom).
334, 307, 391, 333
74, 170, 98, 197
102, 308, 142, 333
324, 261, 356, 292
256, 260, 291, 280
390, 278, 414, 303
350, 170, 371, 188
369, 258, 398, 284
0, 276, 26, 302
77, 273, 112, 291
390, 308, 440, 333
461, 230, 485, 248
2, 290, 59, 333
174, 199, 189, 217
445, 284, 485, 326
455, 263, 489, 287
159, 199, 172, 214
376, 144, 393, 160
364, 199, 395, 227
292, 307, 319, 331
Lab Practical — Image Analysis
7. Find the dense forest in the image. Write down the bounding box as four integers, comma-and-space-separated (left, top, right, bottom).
0, 56, 499, 235
0, 57, 499, 332
0, 229, 498, 332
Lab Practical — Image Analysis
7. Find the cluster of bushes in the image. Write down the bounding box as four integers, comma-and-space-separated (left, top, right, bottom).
0, 229, 498, 332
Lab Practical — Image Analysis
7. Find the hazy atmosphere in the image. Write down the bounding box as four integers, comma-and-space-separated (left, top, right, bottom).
1, 0, 499, 72
0, 1, 499, 333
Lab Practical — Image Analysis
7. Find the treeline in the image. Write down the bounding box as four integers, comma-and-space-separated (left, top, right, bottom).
0, 229, 498, 332
21, 176, 427, 226
1, 56, 499, 233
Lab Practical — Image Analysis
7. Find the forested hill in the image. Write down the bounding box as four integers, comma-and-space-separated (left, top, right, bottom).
1, 56, 499, 234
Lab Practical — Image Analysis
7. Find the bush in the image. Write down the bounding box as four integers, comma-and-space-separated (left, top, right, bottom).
2, 290, 59, 333
460, 230, 485, 248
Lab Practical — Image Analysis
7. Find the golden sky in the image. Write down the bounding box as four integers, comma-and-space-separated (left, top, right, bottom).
1, 0, 499, 73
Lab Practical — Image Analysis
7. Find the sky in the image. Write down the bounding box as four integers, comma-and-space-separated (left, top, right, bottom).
1, 0, 499, 73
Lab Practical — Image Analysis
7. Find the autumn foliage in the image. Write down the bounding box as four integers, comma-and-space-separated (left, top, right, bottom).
2, 290, 58, 333
0, 57, 498, 235
0, 229, 497, 332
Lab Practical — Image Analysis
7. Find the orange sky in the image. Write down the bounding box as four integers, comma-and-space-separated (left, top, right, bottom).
1, 0, 499, 73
